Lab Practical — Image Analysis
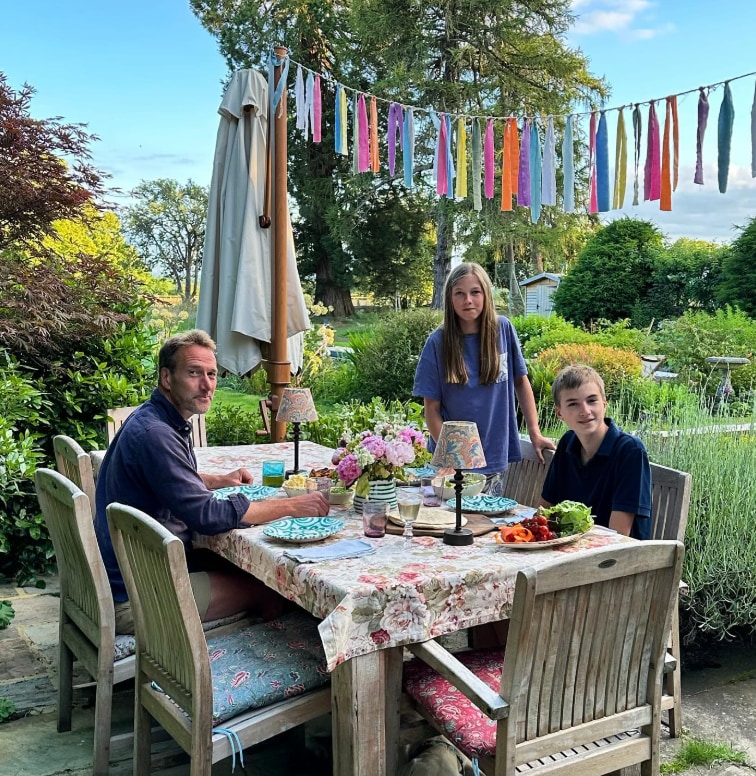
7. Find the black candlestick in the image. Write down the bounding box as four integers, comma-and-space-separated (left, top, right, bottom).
286, 422, 303, 478
443, 469, 474, 546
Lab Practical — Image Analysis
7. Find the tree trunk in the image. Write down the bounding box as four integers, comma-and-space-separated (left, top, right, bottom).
431, 198, 453, 309
321, 284, 354, 317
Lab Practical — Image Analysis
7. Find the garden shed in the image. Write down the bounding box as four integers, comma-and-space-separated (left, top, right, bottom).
519, 272, 561, 317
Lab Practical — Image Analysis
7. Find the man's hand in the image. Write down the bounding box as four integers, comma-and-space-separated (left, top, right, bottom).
242, 491, 330, 525
286, 492, 330, 516
201, 468, 254, 490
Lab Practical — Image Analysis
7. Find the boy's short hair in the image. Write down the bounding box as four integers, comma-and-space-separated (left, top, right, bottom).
551, 364, 606, 406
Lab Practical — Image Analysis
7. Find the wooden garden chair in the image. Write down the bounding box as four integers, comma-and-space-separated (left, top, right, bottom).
34, 468, 134, 776
53, 434, 96, 518
106, 501, 331, 775
497, 438, 554, 508
403, 540, 684, 776
106, 405, 207, 447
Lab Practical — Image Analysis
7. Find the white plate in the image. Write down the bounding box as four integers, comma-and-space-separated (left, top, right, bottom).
494, 532, 586, 550
388, 511, 468, 529
447, 495, 518, 514
212, 485, 279, 501
263, 517, 345, 543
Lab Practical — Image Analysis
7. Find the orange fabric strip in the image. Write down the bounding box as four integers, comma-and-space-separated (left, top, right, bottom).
660, 98, 672, 211
508, 118, 519, 196
370, 96, 380, 172
671, 95, 679, 191
501, 121, 513, 211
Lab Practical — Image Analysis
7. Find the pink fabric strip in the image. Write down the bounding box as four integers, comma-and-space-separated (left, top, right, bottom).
589, 111, 597, 214
313, 76, 322, 142
357, 94, 369, 172
437, 114, 448, 196
649, 102, 661, 201
484, 118, 495, 199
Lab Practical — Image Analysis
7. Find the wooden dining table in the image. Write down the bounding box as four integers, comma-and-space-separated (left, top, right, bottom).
186, 441, 634, 776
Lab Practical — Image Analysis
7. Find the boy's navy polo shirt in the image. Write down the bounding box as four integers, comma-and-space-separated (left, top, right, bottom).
541, 418, 652, 541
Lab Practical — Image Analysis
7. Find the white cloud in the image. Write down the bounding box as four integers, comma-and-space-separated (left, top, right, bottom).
570, 0, 670, 39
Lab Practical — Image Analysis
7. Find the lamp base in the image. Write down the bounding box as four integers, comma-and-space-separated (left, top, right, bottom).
443, 527, 474, 546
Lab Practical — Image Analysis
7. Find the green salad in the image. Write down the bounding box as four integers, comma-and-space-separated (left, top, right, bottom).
540, 500, 594, 536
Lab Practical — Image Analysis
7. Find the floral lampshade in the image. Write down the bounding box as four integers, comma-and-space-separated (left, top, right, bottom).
432, 421, 486, 471
276, 388, 318, 424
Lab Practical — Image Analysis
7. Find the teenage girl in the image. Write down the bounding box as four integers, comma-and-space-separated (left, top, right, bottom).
413, 262, 555, 494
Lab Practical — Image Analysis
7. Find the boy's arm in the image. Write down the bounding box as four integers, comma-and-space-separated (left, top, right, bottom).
514, 375, 556, 463
608, 510, 634, 536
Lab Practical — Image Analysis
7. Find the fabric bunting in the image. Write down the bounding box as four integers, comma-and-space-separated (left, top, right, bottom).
500, 120, 513, 211
562, 115, 574, 213
484, 118, 495, 199
529, 119, 542, 223
694, 88, 709, 185
370, 96, 379, 173
445, 114, 455, 197
334, 85, 347, 155
518, 119, 531, 207
305, 72, 314, 140
660, 96, 678, 211
403, 108, 414, 186
632, 105, 642, 205
455, 117, 467, 199
295, 65, 306, 132
388, 102, 403, 177
718, 82, 735, 193
352, 93, 359, 174
541, 116, 556, 206
507, 118, 519, 196
472, 118, 482, 211
596, 111, 610, 212
357, 94, 369, 173
613, 108, 627, 209
436, 113, 447, 196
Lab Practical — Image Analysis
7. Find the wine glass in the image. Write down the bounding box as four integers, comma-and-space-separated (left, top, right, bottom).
397, 492, 422, 548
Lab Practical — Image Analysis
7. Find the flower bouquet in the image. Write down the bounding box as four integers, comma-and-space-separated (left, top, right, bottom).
333, 422, 431, 497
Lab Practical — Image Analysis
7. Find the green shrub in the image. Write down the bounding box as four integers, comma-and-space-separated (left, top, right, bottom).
514, 315, 592, 358
0, 600, 14, 628
206, 405, 264, 446
0, 697, 15, 722
348, 309, 441, 402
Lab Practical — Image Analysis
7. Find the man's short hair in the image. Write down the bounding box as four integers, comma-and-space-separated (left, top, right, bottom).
551, 364, 606, 406
158, 329, 216, 374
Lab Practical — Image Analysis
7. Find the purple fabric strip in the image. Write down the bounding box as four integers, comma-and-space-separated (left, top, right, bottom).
387, 102, 403, 177
518, 119, 531, 207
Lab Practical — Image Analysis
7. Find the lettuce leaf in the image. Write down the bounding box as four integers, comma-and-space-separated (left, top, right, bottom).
541, 501, 594, 535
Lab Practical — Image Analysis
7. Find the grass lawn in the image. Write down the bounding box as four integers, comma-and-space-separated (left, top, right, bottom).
315, 308, 385, 345
210, 386, 264, 414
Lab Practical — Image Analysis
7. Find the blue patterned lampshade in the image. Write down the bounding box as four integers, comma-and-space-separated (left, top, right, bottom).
432, 421, 486, 471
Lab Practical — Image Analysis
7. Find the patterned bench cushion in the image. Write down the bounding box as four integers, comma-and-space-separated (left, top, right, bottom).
403, 648, 503, 760
209, 610, 330, 725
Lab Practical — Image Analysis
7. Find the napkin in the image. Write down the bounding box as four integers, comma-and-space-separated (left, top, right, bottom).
283, 539, 377, 564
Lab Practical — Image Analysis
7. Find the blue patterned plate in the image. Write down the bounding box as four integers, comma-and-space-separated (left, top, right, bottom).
212, 484, 280, 501
446, 495, 518, 515
263, 517, 345, 543
403, 465, 437, 484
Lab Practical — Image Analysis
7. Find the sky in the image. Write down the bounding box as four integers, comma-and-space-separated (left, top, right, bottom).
3, 0, 756, 244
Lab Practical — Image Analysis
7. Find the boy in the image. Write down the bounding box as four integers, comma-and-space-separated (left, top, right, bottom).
540, 364, 651, 540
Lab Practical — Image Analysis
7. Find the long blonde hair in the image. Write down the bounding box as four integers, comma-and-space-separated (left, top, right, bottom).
441, 263, 500, 385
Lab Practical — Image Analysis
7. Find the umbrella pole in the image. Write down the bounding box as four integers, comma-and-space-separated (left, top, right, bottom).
268, 45, 291, 442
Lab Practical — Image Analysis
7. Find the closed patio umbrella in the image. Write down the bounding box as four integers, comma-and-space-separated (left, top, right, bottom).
197, 65, 309, 399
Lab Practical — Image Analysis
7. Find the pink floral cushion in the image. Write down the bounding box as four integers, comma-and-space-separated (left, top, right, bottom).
403, 648, 503, 760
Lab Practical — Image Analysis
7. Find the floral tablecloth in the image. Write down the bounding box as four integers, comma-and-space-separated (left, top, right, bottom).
193, 443, 635, 671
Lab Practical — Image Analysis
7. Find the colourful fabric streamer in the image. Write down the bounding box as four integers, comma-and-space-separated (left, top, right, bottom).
644, 102, 660, 201
484, 118, 495, 199
596, 110, 610, 212
472, 118, 482, 211
352, 93, 359, 174
613, 107, 627, 209
455, 117, 467, 199
388, 102, 403, 177
445, 114, 454, 197
589, 111, 597, 213
357, 94, 369, 173
632, 104, 642, 205
542, 115, 556, 206
694, 88, 709, 185
718, 82, 735, 194
500, 121, 512, 211
334, 85, 344, 155
437, 113, 448, 196
661, 98, 672, 211
305, 72, 315, 140
529, 119, 542, 223
370, 96, 379, 173
313, 75, 322, 142
518, 118, 531, 208
508, 118, 519, 196
295, 65, 306, 132
562, 115, 575, 213
671, 95, 679, 191
403, 107, 414, 187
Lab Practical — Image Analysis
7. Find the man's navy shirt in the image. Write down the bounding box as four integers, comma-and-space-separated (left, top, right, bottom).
94, 389, 249, 601
541, 418, 652, 541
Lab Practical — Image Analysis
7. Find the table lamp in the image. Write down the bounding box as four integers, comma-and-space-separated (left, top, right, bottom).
276, 387, 319, 477
432, 421, 486, 546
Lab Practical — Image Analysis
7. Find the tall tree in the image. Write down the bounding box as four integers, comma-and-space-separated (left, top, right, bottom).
0, 73, 106, 249
350, 0, 606, 305
122, 178, 208, 303
717, 218, 756, 317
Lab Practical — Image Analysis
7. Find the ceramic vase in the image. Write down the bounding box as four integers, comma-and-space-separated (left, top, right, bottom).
353, 478, 398, 514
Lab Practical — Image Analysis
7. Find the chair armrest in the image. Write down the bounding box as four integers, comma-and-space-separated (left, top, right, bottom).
663, 650, 677, 673
408, 640, 510, 721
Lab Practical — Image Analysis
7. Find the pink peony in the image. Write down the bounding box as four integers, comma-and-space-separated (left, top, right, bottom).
384, 439, 415, 467
336, 454, 362, 484
360, 435, 387, 460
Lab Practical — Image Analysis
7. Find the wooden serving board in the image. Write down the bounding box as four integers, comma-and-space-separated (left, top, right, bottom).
385, 512, 498, 537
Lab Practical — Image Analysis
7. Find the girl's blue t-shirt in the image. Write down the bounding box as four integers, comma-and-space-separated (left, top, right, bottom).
413, 316, 528, 475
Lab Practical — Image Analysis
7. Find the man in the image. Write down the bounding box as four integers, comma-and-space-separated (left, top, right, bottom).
94, 329, 329, 634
